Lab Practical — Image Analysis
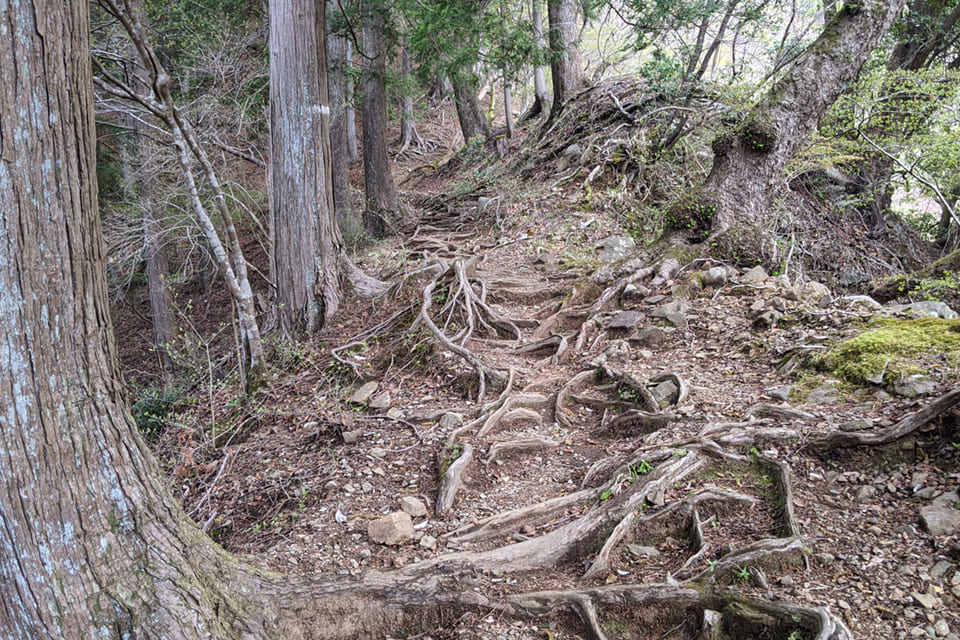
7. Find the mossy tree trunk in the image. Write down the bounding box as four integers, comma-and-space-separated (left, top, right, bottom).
678, 0, 907, 262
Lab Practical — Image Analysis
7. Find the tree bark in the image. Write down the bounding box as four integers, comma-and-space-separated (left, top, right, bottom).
361, 0, 402, 238
270, 0, 348, 334
326, 0, 362, 243
547, 0, 585, 120
681, 0, 907, 260
453, 73, 492, 143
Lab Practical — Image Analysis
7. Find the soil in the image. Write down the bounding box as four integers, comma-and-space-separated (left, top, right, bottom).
111, 89, 960, 640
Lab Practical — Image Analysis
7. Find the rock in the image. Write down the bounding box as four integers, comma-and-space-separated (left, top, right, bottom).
368, 512, 416, 546
629, 327, 667, 347
935, 620, 951, 637
303, 421, 319, 430
921, 506, 960, 536
626, 544, 660, 559
701, 609, 723, 640
606, 310, 642, 331
766, 385, 792, 402
912, 591, 941, 609
806, 384, 839, 404
753, 310, 782, 329
401, 496, 428, 518
933, 490, 959, 507
649, 380, 679, 406
439, 412, 464, 430
855, 485, 876, 503
702, 267, 728, 286
595, 236, 636, 262
342, 429, 361, 444
838, 295, 882, 310
930, 560, 953, 579
347, 381, 379, 405
893, 375, 937, 398
369, 392, 392, 411
531, 251, 554, 265
604, 339, 631, 361
840, 418, 873, 432
801, 281, 832, 303
621, 283, 650, 301
419, 534, 437, 550
655, 258, 681, 283
891, 301, 959, 319
386, 407, 404, 420
369, 447, 386, 459
652, 300, 689, 319
740, 265, 769, 285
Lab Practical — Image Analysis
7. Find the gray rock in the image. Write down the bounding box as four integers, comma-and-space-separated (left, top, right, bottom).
347, 381, 379, 405
656, 258, 681, 282
369, 392, 392, 411
595, 236, 636, 262
838, 295, 882, 310
840, 418, 873, 432
342, 429, 361, 444
801, 281, 832, 303
930, 560, 954, 579
766, 385, 792, 402
652, 300, 689, 319
401, 496, 428, 518
935, 620, 951, 637
891, 301, 959, 319
386, 407, 404, 420
439, 412, 464, 431
894, 374, 937, 398
702, 267, 728, 286
806, 384, 839, 404
629, 327, 667, 347
649, 380, 679, 406
368, 512, 416, 546
920, 506, 960, 536
932, 490, 959, 507
855, 485, 876, 503
621, 283, 650, 301
912, 591, 941, 609
740, 265, 769, 285
606, 310, 642, 331
626, 544, 660, 559
419, 534, 438, 550
369, 447, 386, 459
753, 310, 782, 329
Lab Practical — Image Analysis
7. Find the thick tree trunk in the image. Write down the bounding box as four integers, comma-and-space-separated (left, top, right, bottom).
326, 0, 361, 243
547, 0, 585, 120
270, 0, 347, 333
361, 0, 402, 238
679, 0, 907, 261
453, 73, 492, 142
345, 46, 359, 164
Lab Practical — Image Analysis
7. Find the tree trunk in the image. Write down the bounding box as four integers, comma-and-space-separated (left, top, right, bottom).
398, 42, 425, 153
326, 0, 361, 243
678, 0, 907, 262
361, 0, 402, 238
528, 0, 550, 120
547, 0, 585, 120
270, 0, 348, 334
453, 73, 492, 143
346, 46, 359, 163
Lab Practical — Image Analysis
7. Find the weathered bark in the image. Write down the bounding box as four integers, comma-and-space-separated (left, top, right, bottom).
452, 73, 492, 143
547, 0, 585, 120
526, 0, 551, 120
398, 42, 426, 153
346, 46, 359, 163
684, 0, 907, 260
327, 0, 361, 243
270, 0, 347, 334
361, 0, 402, 238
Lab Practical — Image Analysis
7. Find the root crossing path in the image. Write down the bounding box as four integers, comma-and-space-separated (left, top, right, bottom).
186, 211, 960, 640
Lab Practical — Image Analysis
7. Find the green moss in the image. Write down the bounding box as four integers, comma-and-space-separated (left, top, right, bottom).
826, 318, 960, 385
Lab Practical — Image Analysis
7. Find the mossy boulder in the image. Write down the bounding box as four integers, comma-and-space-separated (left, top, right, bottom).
825, 318, 960, 385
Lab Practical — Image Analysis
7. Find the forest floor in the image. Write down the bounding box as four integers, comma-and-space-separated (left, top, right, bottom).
114, 94, 960, 640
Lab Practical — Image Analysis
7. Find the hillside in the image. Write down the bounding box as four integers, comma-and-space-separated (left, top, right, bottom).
115, 84, 960, 640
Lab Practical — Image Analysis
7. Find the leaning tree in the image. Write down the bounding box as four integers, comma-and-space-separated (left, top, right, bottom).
668, 0, 908, 263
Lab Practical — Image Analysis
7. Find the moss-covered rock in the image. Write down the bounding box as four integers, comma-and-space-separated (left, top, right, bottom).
825, 318, 960, 385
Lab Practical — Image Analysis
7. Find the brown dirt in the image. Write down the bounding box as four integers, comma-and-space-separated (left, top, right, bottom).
112, 94, 960, 640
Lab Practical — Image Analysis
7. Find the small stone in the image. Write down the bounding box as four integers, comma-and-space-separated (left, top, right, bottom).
806, 384, 839, 404
629, 327, 667, 347
369, 447, 387, 459
303, 421, 319, 430
753, 310, 782, 329
702, 267, 728, 286
626, 544, 660, 559
361, 482, 374, 493
368, 512, 416, 546
347, 381, 379, 405
912, 591, 941, 609
855, 485, 876, 503
369, 392, 392, 411
649, 380, 679, 406
438, 412, 464, 430
816, 553, 836, 566
935, 620, 951, 637
606, 310, 642, 331
931, 560, 953, 579
401, 496, 428, 518
841, 418, 873, 432
342, 429, 361, 444
419, 534, 437, 550
595, 236, 636, 262
779, 575, 795, 586
766, 385, 792, 402
622, 283, 650, 301
894, 375, 937, 398
740, 265, 769, 285
342, 483, 356, 494
801, 281, 831, 302
386, 407, 403, 420
920, 506, 960, 536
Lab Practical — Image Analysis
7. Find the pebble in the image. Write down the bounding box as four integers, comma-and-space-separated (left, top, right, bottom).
935, 620, 950, 637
